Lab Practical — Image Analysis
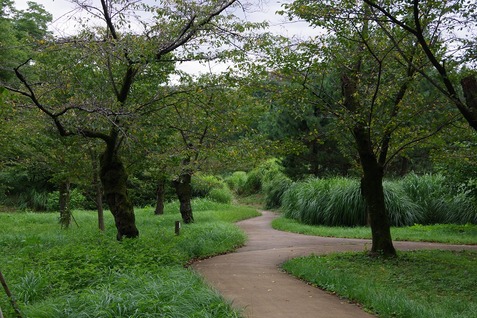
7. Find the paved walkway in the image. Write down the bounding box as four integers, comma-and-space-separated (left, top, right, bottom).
192, 211, 477, 318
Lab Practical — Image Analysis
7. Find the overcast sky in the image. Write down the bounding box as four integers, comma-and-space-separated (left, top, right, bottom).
12, 0, 316, 76
13, 0, 314, 38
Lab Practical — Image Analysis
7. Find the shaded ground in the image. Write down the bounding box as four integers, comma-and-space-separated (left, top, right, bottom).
192, 211, 477, 318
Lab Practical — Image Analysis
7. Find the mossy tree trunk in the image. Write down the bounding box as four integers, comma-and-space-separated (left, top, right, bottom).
173, 173, 194, 224
58, 180, 71, 229
100, 138, 139, 240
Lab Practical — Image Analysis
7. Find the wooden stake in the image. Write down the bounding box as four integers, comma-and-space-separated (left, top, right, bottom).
0, 270, 22, 318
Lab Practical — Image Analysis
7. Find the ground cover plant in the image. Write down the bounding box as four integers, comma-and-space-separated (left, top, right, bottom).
282, 250, 477, 318
272, 217, 477, 244
0, 199, 259, 317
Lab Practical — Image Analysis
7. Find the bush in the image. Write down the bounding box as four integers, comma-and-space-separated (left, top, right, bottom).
207, 187, 234, 204
191, 173, 226, 197
225, 171, 247, 194
240, 158, 284, 195
47, 188, 86, 211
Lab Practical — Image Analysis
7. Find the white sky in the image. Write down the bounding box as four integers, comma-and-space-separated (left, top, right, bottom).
13, 0, 314, 37
13, 0, 318, 76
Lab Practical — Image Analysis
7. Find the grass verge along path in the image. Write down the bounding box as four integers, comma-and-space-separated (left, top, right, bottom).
283, 250, 477, 318
272, 216, 477, 244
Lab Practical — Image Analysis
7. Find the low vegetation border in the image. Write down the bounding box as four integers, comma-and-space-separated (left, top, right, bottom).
283, 250, 477, 318
0, 199, 259, 318
272, 216, 477, 245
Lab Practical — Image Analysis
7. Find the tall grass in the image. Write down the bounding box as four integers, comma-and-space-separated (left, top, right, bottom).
224, 171, 247, 194
281, 175, 476, 227
398, 173, 476, 224
282, 177, 367, 226
262, 171, 293, 209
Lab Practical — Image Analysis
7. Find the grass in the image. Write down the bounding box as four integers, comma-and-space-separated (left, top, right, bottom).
282, 250, 477, 318
0, 199, 260, 317
279, 175, 477, 227
272, 216, 477, 244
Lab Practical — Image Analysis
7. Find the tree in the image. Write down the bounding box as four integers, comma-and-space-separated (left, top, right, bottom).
144, 72, 266, 223
256, 76, 353, 179
276, 0, 457, 256
3, 0, 249, 239
362, 0, 477, 133
0, 0, 51, 81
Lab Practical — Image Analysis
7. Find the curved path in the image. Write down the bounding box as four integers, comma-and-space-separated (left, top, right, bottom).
192, 211, 477, 318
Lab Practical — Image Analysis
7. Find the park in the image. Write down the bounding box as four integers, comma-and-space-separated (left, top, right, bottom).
1, 0, 477, 317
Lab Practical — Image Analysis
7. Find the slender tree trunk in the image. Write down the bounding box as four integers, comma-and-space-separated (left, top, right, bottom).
155, 179, 165, 215
354, 127, 396, 257
58, 180, 71, 229
91, 149, 105, 231
100, 145, 139, 240
173, 173, 194, 224
342, 72, 396, 257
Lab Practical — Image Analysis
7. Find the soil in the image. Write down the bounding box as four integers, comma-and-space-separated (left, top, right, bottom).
192, 210, 477, 318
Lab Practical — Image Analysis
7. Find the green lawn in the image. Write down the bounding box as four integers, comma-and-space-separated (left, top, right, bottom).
0, 199, 259, 318
274, 215, 477, 317
283, 250, 477, 318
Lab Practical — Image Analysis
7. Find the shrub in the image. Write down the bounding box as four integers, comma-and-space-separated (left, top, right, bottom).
207, 187, 234, 204
47, 188, 86, 211
191, 173, 225, 198
239, 159, 283, 195
225, 171, 247, 194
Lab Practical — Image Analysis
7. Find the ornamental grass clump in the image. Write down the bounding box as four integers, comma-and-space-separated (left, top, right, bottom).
282, 178, 333, 225
399, 173, 476, 224
263, 171, 293, 209
383, 181, 422, 226
324, 178, 365, 226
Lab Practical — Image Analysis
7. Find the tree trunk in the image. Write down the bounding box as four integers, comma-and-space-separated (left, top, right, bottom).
461, 75, 477, 120
354, 127, 396, 257
155, 179, 165, 215
100, 146, 139, 240
91, 149, 105, 231
58, 180, 71, 229
173, 173, 194, 224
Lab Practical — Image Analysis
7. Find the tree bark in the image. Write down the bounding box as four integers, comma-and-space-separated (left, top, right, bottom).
155, 179, 165, 215
91, 149, 105, 231
461, 75, 477, 119
173, 173, 194, 224
342, 73, 396, 257
100, 145, 139, 240
58, 180, 71, 229
354, 127, 396, 257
